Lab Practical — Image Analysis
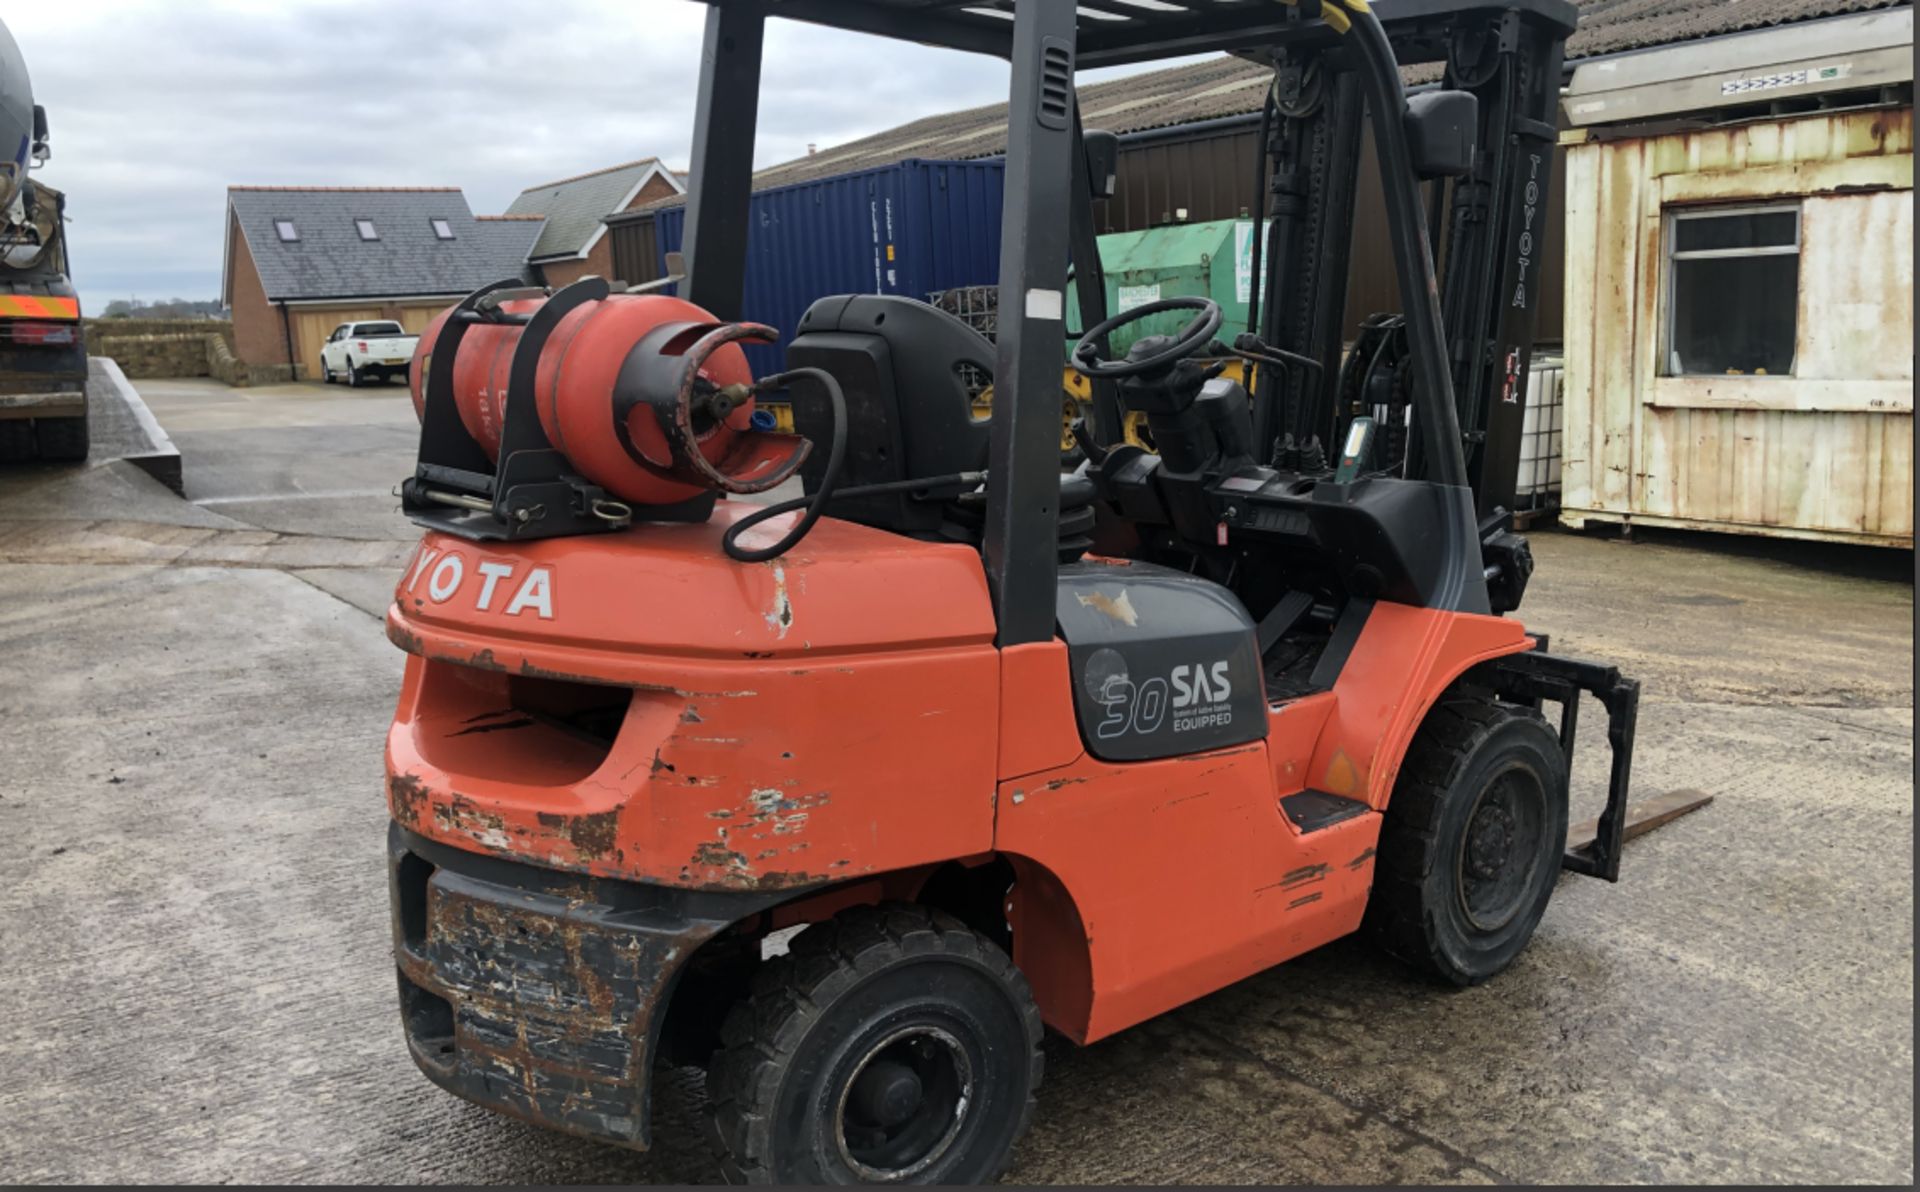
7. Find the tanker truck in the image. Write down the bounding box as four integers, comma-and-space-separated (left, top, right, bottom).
0, 16, 85, 463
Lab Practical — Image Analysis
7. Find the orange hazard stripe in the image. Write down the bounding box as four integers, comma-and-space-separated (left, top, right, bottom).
0, 294, 80, 319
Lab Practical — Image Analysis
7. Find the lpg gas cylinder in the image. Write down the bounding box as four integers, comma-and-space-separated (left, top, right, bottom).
408, 292, 800, 508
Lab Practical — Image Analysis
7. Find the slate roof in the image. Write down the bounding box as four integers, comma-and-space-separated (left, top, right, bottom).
503, 158, 683, 261
629, 0, 1907, 207
226, 187, 540, 302
471, 214, 549, 278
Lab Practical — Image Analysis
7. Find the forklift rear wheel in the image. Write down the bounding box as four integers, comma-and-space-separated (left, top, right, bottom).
705, 903, 1043, 1185
35, 414, 88, 462
1368, 700, 1568, 985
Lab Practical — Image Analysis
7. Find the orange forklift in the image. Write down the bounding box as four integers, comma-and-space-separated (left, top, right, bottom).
385, 0, 1639, 1183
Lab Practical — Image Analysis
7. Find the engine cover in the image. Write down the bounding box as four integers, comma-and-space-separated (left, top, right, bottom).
1054, 559, 1268, 762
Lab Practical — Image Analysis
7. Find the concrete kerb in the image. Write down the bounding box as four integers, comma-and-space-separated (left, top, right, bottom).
90, 357, 185, 495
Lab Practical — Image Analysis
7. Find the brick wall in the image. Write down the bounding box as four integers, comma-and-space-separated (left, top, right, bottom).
535, 169, 684, 288
536, 251, 602, 289
227, 219, 293, 366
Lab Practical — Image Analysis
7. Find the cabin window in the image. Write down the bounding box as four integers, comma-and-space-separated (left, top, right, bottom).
1662, 202, 1800, 377
274, 219, 298, 242
356, 219, 379, 241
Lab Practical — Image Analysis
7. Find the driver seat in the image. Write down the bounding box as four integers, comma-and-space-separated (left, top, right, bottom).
785, 294, 1094, 561
786, 295, 994, 536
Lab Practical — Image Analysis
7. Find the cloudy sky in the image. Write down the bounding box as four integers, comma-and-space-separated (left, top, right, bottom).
6, 1, 1183, 305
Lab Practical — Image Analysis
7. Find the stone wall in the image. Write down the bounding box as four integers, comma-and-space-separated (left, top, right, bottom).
94, 333, 214, 379
206, 334, 293, 386
87, 318, 286, 386
84, 317, 235, 347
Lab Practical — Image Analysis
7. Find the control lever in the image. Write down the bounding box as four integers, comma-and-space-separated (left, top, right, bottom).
1231, 333, 1324, 374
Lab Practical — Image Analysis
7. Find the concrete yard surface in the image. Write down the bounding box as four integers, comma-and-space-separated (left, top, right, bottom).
0, 376, 1911, 1183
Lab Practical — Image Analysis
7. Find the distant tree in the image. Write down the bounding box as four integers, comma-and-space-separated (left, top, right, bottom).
96, 297, 223, 319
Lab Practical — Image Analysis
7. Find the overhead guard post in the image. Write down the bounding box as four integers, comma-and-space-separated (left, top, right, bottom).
682, 2, 765, 321
984, 0, 1079, 647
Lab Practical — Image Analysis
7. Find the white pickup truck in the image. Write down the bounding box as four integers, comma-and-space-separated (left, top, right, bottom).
318, 320, 418, 387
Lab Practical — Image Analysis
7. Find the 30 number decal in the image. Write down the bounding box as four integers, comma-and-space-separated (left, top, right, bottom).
1095, 675, 1169, 738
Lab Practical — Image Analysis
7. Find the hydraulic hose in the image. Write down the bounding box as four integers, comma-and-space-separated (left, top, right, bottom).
720, 366, 986, 563
1245, 83, 1275, 337
722, 367, 848, 563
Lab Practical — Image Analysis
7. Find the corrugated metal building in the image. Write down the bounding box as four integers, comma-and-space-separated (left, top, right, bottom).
609, 0, 1906, 346
650, 159, 1005, 375
602, 0, 1910, 542
1559, 7, 1913, 546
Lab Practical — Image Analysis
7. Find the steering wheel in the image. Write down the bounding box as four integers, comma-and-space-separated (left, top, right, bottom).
1071, 296, 1223, 378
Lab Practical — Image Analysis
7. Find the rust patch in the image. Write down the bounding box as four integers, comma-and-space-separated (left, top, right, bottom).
435, 793, 515, 853
752, 870, 823, 891
680, 707, 703, 724
1288, 892, 1323, 910
691, 841, 749, 870
743, 787, 829, 836
389, 772, 430, 829
399, 877, 727, 1145
650, 749, 676, 776
567, 809, 620, 861
681, 846, 824, 892
386, 622, 425, 656
1043, 776, 1088, 791
1347, 847, 1376, 870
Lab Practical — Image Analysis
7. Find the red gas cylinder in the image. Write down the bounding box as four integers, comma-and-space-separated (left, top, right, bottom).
407, 292, 802, 508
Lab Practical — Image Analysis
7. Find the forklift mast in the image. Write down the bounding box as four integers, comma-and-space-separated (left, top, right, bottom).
1240, 1, 1570, 513
674, 0, 1576, 638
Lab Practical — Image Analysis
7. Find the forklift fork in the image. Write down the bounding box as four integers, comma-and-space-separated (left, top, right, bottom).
1486, 639, 1641, 882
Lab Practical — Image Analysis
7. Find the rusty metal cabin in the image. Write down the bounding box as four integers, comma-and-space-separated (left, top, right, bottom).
1558, 7, 1914, 547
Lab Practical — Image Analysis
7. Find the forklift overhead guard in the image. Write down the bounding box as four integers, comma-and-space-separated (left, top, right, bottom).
381, 0, 1634, 1183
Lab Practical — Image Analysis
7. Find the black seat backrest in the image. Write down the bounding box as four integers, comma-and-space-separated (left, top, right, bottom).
785, 294, 994, 535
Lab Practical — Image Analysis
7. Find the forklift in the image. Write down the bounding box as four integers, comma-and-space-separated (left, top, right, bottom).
383, 0, 1640, 1183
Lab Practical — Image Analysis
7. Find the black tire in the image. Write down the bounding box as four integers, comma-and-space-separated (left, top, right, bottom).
1367, 699, 1569, 986
706, 903, 1043, 1185
345, 358, 360, 388
35, 413, 88, 462
0, 420, 33, 463
320, 357, 334, 384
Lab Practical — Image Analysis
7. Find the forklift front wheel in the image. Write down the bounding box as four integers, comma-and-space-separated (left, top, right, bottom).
1368, 700, 1569, 986
705, 903, 1044, 1185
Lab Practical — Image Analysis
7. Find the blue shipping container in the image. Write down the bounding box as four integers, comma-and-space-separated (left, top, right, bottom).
655, 158, 1004, 375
